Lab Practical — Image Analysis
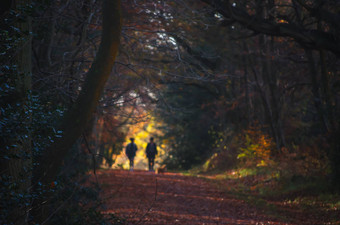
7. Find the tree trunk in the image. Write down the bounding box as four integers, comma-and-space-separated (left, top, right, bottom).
305, 49, 330, 132
242, 44, 251, 126
319, 50, 335, 130
255, 1, 285, 150
31, 0, 122, 222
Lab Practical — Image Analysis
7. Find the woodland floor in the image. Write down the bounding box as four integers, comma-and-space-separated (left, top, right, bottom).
94, 169, 339, 225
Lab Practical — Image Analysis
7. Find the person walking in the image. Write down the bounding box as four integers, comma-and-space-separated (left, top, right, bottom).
125, 138, 137, 171
145, 137, 158, 171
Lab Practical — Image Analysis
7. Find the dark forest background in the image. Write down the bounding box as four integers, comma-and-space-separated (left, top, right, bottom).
1, 0, 339, 224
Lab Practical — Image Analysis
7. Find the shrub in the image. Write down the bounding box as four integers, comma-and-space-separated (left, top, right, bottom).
237, 125, 275, 167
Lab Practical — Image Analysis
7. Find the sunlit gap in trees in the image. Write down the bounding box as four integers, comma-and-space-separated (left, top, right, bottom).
111, 117, 168, 171
97, 87, 167, 170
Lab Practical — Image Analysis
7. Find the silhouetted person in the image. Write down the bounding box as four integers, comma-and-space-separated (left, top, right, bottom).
125, 138, 137, 171
146, 137, 158, 171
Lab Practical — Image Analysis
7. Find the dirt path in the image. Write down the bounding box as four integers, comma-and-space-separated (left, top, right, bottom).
95, 170, 291, 225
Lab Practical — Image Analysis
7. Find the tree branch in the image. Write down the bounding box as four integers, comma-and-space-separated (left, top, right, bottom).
201, 0, 340, 56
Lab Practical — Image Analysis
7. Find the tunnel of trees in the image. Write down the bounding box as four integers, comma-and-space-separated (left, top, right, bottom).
0, 0, 339, 224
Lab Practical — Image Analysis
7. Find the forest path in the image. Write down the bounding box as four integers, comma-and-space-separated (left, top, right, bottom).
95, 169, 296, 225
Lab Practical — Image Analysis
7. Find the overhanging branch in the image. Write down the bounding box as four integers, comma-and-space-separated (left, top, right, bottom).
201, 0, 340, 56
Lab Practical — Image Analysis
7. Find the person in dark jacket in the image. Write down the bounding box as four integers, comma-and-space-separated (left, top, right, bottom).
145, 137, 158, 171
125, 138, 137, 171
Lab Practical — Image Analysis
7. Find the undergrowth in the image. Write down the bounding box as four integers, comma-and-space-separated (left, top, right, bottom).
191, 166, 339, 224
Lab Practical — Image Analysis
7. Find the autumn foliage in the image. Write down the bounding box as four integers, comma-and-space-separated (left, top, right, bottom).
203, 121, 330, 183
237, 124, 274, 167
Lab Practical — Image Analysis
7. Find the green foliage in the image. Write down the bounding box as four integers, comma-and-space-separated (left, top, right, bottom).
236, 126, 274, 167
237, 134, 258, 159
